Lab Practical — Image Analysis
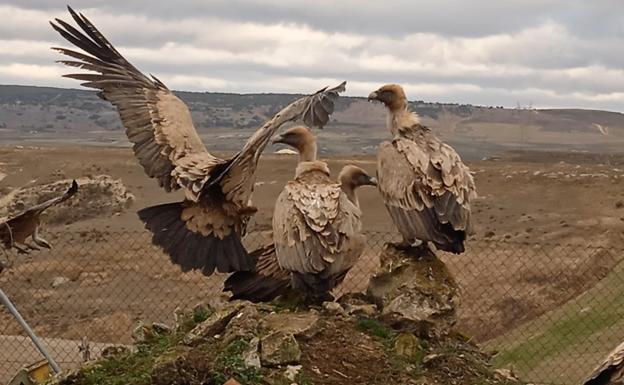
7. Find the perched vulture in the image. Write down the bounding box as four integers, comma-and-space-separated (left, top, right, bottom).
224, 164, 377, 302
257, 127, 375, 300
368, 84, 476, 253
0, 180, 78, 254
584, 340, 624, 385
50, 7, 345, 276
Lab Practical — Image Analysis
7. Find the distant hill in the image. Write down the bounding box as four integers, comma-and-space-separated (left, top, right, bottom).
1, 84, 624, 159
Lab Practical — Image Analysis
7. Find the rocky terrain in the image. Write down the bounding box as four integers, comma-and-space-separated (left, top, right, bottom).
51, 246, 523, 385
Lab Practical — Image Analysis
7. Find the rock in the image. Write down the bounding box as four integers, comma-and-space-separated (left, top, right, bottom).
260, 331, 301, 367
100, 345, 131, 358
284, 365, 302, 381
322, 301, 345, 315
494, 368, 519, 381
339, 294, 378, 316
222, 304, 263, 345
184, 302, 246, 346
52, 276, 70, 288
151, 347, 194, 385
367, 244, 460, 336
393, 332, 424, 360
243, 337, 261, 369
132, 322, 149, 343
151, 322, 173, 335
260, 311, 320, 340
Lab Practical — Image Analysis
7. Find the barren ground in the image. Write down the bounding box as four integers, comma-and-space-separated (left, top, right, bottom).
1, 145, 624, 382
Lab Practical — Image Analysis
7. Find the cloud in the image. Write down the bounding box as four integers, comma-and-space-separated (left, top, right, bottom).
0, 2, 624, 111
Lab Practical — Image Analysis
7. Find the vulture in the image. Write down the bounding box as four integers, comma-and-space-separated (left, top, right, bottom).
224, 164, 377, 302
50, 7, 346, 276
246, 126, 375, 300
584, 340, 624, 385
368, 84, 476, 253
0, 180, 78, 254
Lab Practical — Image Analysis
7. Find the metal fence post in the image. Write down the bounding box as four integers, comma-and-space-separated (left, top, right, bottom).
0, 287, 62, 374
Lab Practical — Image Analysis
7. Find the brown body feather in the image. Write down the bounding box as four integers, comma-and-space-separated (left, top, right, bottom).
51, 7, 345, 275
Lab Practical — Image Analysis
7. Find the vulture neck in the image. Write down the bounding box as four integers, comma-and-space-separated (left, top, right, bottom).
295, 161, 330, 179
340, 184, 359, 207
387, 106, 425, 138
297, 141, 317, 163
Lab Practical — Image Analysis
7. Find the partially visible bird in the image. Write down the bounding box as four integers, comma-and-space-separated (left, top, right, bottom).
51, 6, 345, 276
224, 164, 377, 302
368, 84, 476, 253
584, 340, 624, 385
0, 180, 78, 254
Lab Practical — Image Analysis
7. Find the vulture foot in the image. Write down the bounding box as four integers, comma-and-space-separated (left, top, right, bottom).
13, 243, 31, 254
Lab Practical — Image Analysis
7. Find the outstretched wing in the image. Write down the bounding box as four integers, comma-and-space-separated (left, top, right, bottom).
51, 7, 224, 198
215, 81, 347, 207
0, 180, 78, 246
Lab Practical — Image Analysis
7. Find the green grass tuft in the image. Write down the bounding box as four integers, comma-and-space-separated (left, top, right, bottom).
211, 339, 263, 385
356, 317, 395, 340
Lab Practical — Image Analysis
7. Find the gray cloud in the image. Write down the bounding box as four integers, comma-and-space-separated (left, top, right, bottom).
1, 1, 624, 111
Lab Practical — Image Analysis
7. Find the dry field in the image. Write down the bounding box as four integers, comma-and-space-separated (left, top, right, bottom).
1, 145, 624, 382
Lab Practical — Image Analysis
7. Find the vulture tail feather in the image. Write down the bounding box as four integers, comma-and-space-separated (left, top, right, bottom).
291, 272, 337, 299
224, 244, 291, 302
137, 202, 253, 276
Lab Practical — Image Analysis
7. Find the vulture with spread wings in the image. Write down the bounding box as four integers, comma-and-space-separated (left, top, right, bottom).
0, 180, 78, 254
224, 164, 377, 302
368, 84, 476, 253
50, 7, 345, 275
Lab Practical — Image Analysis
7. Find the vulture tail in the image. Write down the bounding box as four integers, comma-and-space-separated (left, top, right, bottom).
291, 272, 338, 300
137, 202, 253, 276
224, 244, 291, 302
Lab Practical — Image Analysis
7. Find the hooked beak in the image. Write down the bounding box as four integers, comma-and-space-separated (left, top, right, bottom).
271, 134, 285, 145
367, 176, 378, 186
367, 91, 379, 101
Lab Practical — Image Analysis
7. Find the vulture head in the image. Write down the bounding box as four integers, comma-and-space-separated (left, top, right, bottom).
368, 84, 408, 111
271, 126, 317, 162
338, 165, 377, 206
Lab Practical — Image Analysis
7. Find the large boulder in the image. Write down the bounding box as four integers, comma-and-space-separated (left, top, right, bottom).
367, 244, 460, 336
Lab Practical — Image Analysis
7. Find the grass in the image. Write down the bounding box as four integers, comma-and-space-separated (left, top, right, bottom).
486, 258, 624, 384
211, 339, 263, 385
356, 317, 396, 341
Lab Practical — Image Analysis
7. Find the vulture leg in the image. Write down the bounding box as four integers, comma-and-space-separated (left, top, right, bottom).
32, 227, 52, 249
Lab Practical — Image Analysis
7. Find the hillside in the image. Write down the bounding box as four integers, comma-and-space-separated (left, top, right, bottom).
2, 85, 624, 159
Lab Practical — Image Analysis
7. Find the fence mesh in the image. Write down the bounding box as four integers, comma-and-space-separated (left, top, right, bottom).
0, 230, 623, 385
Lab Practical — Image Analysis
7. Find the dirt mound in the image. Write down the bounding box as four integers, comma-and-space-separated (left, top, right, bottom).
54, 301, 523, 385
0, 175, 134, 225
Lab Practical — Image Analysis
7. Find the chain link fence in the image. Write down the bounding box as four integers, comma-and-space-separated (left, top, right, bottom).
0, 230, 623, 385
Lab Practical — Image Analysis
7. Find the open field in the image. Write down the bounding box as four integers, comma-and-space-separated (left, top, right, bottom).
1, 145, 624, 384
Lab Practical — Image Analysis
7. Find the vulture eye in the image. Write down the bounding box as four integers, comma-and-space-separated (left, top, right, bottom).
380, 90, 395, 102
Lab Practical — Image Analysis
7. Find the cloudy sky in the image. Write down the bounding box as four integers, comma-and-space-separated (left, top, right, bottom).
2, 1, 624, 111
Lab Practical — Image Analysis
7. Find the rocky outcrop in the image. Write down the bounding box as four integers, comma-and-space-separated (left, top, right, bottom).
367, 244, 461, 336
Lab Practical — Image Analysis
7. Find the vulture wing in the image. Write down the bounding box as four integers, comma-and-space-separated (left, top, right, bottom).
585, 341, 624, 385
273, 170, 362, 275
223, 240, 292, 302
377, 132, 475, 252
0, 180, 78, 247
214, 81, 347, 208
50, 7, 223, 199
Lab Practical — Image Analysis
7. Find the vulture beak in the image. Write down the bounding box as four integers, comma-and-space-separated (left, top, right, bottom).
271, 134, 285, 145
367, 91, 379, 101
367, 176, 378, 186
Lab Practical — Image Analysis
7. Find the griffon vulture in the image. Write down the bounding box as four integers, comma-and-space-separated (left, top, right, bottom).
584, 340, 624, 385
368, 84, 476, 253
0, 180, 78, 254
266, 127, 375, 299
50, 7, 346, 275
224, 164, 377, 302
